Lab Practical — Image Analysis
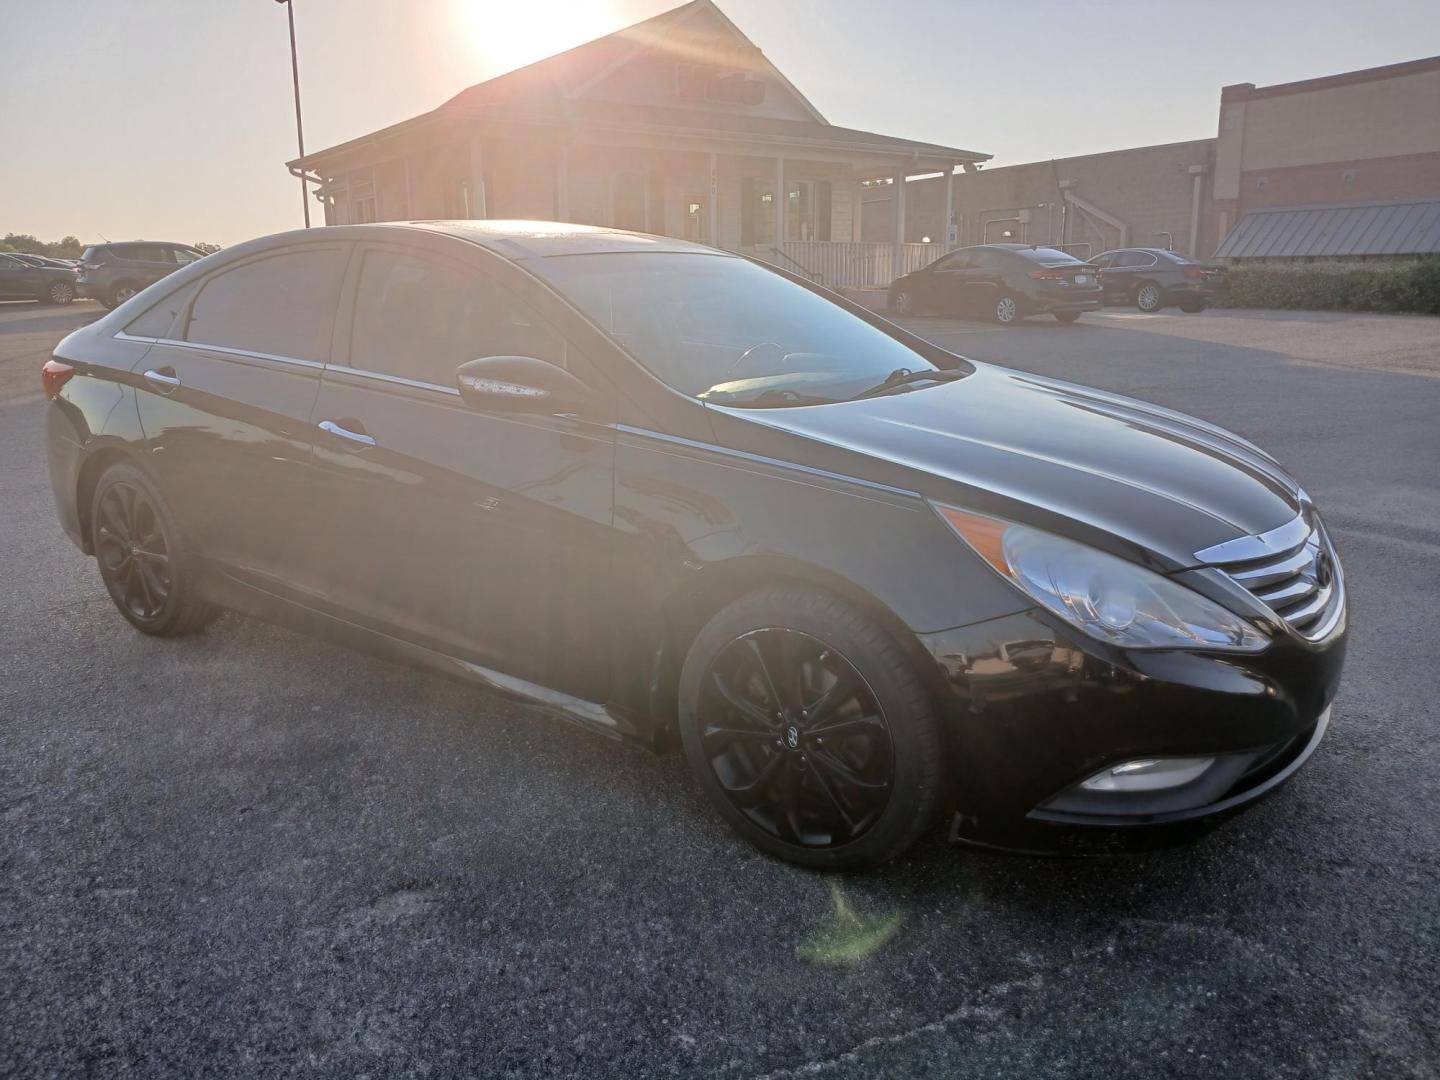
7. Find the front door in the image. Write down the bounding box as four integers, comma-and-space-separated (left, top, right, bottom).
306, 240, 617, 702
0, 254, 34, 299
133, 242, 351, 597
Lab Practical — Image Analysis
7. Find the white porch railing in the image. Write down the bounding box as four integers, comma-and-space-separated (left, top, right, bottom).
779, 241, 945, 290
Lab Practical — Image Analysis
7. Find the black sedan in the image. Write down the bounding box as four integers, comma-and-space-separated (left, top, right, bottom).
1092, 247, 1230, 312
41, 222, 1345, 869
889, 243, 1103, 324
0, 251, 78, 304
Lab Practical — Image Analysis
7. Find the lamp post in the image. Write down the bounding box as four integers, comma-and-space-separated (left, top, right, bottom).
275, 0, 309, 227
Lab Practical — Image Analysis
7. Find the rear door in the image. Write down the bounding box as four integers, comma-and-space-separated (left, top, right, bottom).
113, 244, 175, 289
133, 242, 351, 596
926, 250, 973, 312
306, 239, 617, 700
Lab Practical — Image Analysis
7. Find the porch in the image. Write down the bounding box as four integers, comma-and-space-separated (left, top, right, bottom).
298, 127, 978, 291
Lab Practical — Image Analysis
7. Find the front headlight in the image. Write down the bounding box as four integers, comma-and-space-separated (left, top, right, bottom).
934, 504, 1269, 652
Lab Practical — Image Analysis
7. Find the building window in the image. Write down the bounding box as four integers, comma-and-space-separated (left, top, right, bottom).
784, 180, 832, 242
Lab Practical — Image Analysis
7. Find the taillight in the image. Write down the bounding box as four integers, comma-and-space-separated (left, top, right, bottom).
42, 360, 76, 399
1182, 266, 1207, 278
1028, 269, 1068, 280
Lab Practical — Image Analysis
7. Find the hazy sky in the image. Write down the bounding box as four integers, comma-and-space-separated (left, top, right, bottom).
3, 0, 1437, 246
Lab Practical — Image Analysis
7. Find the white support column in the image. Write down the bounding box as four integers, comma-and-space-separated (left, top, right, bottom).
943, 164, 955, 251
403, 157, 415, 219
891, 166, 907, 283
708, 152, 720, 247
774, 157, 786, 252
468, 137, 488, 219
555, 140, 569, 221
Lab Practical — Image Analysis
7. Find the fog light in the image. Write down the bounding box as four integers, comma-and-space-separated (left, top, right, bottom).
1079, 757, 1215, 793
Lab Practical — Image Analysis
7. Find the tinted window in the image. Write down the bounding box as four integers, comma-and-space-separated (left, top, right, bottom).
169, 247, 202, 265
0, 254, 22, 269
184, 247, 347, 362
970, 250, 1008, 269
1119, 251, 1157, 268
125, 280, 199, 339
536, 252, 958, 404
1091, 253, 1116, 269
932, 252, 969, 271
116, 244, 168, 262
1017, 247, 1082, 264
348, 248, 566, 386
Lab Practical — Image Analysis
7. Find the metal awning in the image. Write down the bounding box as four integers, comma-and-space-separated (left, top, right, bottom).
1216, 199, 1440, 259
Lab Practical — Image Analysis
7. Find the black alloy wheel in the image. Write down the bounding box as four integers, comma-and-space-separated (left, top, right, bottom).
679, 587, 943, 870
91, 463, 217, 636
698, 628, 894, 847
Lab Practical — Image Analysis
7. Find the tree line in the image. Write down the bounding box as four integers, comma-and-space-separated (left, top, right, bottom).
1, 233, 221, 257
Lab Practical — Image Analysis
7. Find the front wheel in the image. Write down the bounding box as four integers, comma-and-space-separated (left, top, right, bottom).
1135, 282, 1164, 312
678, 586, 944, 870
993, 294, 1020, 325
1054, 310, 1083, 324
91, 462, 219, 637
890, 288, 916, 316
45, 280, 75, 305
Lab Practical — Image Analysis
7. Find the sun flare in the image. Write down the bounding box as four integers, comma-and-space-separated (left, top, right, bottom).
458, 0, 622, 75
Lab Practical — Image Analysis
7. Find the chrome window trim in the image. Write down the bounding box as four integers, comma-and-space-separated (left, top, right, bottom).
322, 364, 462, 397
113, 330, 160, 344
140, 336, 326, 370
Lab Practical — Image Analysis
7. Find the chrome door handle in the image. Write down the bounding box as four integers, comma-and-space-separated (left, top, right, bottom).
318, 419, 376, 447
143, 368, 181, 389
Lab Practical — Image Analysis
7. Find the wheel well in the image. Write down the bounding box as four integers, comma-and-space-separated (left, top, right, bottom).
74, 447, 137, 554
646, 557, 937, 749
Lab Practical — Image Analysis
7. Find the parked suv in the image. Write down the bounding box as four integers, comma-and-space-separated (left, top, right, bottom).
1092, 248, 1229, 312
889, 244, 1103, 324
0, 251, 78, 304
77, 242, 207, 309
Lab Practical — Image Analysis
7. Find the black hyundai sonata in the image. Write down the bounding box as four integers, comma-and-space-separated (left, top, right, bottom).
42, 222, 1346, 868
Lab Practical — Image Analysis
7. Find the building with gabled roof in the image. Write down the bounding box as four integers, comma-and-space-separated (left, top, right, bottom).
287, 0, 988, 288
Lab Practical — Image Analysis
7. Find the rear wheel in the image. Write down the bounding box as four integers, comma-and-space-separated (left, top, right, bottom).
678, 586, 944, 870
90, 462, 218, 637
1054, 310, 1082, 324
45, 280, 75, 305
108, 282, 139, 308
1178, 298, 1208, 313
993, 294, 1020, 325
1135, 282, 1164, 312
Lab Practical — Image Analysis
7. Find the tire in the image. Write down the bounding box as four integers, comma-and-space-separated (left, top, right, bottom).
45, 280, 75, 305
678, 586, 944, 871
108, 282, 139, 308
1135, 282, 1164, 312
1054, 310, 1082, 324
90, 462, 219, 637
992, 294, 1020, 325
890, 288, 916, 316
1178, 298, 1207, 313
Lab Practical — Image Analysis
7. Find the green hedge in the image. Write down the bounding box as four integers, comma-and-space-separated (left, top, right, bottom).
1215, 258, 1440, 315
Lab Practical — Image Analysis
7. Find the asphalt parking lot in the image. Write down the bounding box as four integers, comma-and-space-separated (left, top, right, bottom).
3, 299, 1438, 1078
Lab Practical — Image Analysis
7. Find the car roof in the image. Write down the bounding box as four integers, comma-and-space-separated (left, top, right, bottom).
392, 220, 721, 260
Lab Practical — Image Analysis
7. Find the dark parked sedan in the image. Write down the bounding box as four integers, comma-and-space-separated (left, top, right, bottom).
42, 222, 1345, 868
0, 251, 77, 304
889, 243, 1103, 324
1093, 247, 1230, 312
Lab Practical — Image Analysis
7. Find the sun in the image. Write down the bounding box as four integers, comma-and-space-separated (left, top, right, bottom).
458, 0, 623, 75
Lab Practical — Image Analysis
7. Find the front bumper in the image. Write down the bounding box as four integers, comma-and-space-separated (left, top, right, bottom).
918, 606, 1345, 854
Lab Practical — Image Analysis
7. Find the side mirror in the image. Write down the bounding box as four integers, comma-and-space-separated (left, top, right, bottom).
455, 355, 592, 416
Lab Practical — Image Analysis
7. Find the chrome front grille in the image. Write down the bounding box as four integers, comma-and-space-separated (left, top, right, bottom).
1195, 511, 1343, 640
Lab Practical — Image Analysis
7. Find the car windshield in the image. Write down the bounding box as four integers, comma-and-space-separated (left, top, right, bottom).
535, 252, 956, 405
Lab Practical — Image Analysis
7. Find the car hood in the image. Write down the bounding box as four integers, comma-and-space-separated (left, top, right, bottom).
712, 363, 1303, 569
